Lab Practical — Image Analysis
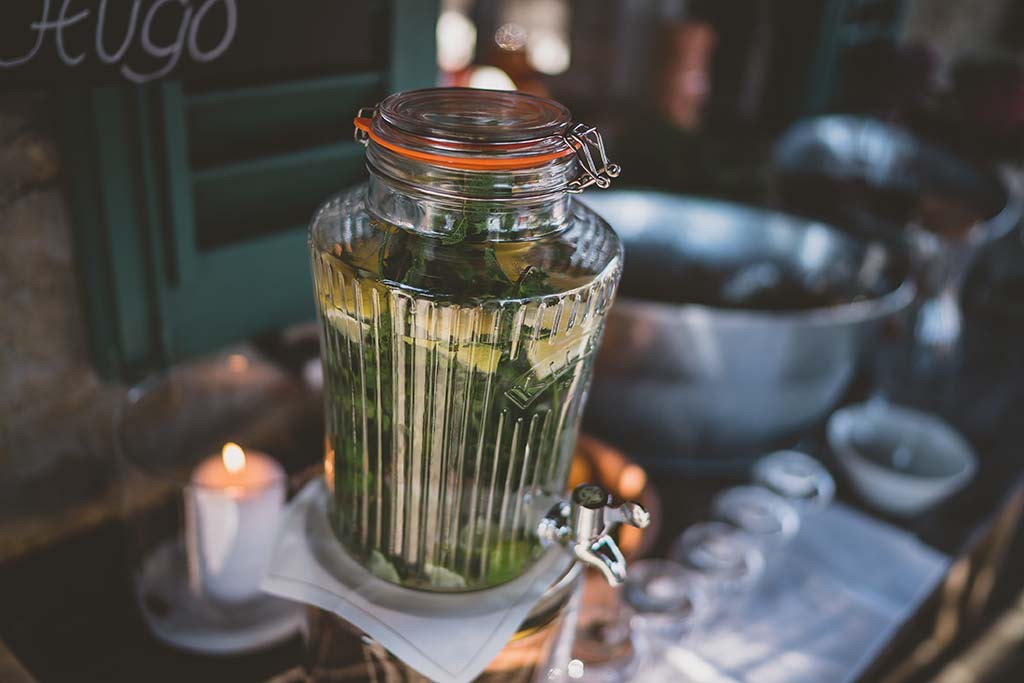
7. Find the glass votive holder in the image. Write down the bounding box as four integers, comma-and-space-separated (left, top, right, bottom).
116, 351, 307, 654
669, 521, 766, 610
751, 450, 836, 515
710, 485, 800, 558
623, 559, 710, 647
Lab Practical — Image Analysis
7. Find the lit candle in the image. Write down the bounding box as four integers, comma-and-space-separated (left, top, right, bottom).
186, 442, 286, 603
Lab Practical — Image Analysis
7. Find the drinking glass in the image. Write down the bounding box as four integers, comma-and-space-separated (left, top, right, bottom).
568, 599, 644, 682
669, 521, 765, 621
710, 485, 800, 558
623, 559, 710, 647
751, 450, 835, 515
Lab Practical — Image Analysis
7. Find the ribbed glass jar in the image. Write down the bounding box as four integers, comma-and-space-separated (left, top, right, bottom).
308, 88, 622, 591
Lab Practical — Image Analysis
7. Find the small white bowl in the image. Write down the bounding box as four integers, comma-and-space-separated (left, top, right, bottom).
827, 401, 978, 517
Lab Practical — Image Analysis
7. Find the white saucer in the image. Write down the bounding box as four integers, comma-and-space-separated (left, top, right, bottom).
137, 540, 304, 655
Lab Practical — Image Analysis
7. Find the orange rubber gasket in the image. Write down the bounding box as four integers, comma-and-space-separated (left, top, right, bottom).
354, 116, 577, 170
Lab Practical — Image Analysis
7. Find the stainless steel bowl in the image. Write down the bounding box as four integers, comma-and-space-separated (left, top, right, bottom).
773, 115, 1016, 235
773, 115, 1022, 263
579, 190, 915, 467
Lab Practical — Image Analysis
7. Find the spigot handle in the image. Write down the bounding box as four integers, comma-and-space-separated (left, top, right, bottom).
608, 501, 651, 529
537, 483, 651, 586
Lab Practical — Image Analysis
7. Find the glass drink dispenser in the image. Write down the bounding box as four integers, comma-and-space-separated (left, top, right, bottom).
308, 88, 636, 592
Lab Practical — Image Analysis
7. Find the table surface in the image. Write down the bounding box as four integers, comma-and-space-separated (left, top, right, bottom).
3, 349, 1023, 683
4, 461, 1021, 683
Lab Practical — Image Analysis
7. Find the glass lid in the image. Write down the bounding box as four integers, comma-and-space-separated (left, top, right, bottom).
355, 87, 620, 190
378, 87, 572, 143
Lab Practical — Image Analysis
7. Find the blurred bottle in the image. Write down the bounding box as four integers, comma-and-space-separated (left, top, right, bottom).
658, 22, 718, 131
955, 226, 1024, 437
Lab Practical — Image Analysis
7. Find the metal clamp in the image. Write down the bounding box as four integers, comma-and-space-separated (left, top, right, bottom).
538, 483, 650, 586
354, 106, 377, 145
354, 107, 620, 191
564, 123, 621, 193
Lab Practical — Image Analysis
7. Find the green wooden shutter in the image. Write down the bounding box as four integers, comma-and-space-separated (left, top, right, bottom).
64, 0, 438, 379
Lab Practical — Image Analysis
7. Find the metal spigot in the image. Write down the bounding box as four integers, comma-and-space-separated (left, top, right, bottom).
537, 483, 650, 586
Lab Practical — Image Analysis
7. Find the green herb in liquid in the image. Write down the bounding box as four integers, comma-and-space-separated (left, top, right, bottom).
311, 187, 620, 591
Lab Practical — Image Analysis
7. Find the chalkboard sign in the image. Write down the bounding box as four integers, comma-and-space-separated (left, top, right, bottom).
0, 0, 388, 88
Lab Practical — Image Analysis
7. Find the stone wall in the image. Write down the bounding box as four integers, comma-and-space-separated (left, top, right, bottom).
0, 92, 322, 562
0, 91, 124, 560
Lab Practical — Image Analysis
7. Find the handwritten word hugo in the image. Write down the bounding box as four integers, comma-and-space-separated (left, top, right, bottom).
1, 0, 237, 84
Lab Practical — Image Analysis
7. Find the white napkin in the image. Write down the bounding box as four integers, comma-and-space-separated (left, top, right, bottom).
662, 502, 949, 683
262, 479, 573, 683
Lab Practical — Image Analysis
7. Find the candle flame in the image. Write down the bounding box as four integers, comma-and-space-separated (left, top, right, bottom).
222, 442, 246, 473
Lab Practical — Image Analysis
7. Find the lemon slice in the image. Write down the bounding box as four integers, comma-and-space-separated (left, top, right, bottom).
519, 304, 554, 335
527, 333, 590, 381
403, 336, 502, 375
317, 269, 382, 324
324, 308, 368, 342
455, 343, 502, 374
407, 308, 501, 342
524, 299, 583, 335
523, 293, 603, 379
